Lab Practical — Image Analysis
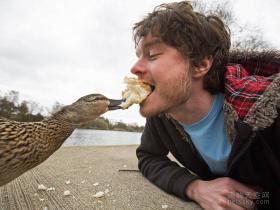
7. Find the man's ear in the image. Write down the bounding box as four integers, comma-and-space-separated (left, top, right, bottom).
192, 56, 213, 78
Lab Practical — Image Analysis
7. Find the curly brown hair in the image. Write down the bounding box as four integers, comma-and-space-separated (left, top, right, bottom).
133, 1, 231, 93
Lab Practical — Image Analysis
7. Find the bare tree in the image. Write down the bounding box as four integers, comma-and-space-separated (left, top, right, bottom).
0, 90, 44, 121
51, 101, 64, 114
193, 0, 271, 50
28, 101, 44, 115
5, 90, 19, 106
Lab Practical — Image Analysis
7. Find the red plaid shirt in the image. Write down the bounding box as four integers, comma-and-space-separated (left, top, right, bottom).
224, 61, 279, 120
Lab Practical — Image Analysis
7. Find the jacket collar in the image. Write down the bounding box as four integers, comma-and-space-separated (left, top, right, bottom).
224, 50, 280, 140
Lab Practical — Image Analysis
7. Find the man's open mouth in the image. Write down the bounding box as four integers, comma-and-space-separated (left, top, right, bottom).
142, 81, 155, 92
141, 82, 155, 103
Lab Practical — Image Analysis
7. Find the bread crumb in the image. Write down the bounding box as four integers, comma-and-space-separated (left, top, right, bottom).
38, 184, 47, 191
162, 204, 168, 209
93, 182, 99, 186
46, 187, 55, 191
93, 191, 104, 198
63, 190, 71, 196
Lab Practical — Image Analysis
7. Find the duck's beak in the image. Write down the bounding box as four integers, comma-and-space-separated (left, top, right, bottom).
108, 99, 124, 110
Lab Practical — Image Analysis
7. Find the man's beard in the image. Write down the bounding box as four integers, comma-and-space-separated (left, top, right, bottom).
162, 71, 191, 113
140, 70, 191, 117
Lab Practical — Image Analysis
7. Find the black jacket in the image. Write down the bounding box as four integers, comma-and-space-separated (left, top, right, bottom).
136, 50, 280, 208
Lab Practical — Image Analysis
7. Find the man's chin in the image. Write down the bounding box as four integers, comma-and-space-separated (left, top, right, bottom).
139, 104, 162, 118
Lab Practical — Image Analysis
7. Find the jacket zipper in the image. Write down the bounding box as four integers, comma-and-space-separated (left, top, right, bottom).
227, 132, 257, 176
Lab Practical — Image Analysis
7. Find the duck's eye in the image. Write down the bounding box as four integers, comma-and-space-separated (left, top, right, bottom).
92, 96, 107, 101
82, 95, 105, 102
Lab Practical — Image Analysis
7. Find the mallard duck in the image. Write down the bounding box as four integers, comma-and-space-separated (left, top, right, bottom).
0, 93, 123, 186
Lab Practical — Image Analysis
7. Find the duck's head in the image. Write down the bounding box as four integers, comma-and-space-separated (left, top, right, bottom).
59, 94, 123, 125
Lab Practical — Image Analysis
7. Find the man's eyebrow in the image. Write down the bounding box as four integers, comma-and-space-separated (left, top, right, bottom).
142, 39, 163, 49
136, 39, 163, 57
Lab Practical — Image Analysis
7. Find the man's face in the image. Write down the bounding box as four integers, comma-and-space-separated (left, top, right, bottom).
131, 34, 193, 117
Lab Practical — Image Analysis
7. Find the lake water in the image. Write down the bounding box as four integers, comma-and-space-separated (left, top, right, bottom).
63, 129, 142, 146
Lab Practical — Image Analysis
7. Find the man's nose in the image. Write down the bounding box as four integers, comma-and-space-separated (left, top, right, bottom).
130, 60, 147, 78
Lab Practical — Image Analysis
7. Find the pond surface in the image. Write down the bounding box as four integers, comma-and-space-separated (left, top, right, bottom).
63, 129, 142, 146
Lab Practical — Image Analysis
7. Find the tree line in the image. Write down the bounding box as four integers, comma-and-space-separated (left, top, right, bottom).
0, 90, 44, 122
0, 90, 144, 132
79, 117, 144, 132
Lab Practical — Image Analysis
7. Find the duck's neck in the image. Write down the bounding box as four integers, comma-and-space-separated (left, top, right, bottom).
40, 110, 77, 155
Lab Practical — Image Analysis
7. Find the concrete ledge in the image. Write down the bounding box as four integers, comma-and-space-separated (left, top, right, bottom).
0, 145, 202, 210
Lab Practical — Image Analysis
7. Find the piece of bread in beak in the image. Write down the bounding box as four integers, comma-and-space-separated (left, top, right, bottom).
120, 77, 152, 109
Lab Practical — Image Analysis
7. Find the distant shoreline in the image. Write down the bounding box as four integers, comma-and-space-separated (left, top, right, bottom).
77, 127, 143, 133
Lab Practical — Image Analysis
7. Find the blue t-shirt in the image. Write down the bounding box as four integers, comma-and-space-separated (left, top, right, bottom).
182, 93, 232, 175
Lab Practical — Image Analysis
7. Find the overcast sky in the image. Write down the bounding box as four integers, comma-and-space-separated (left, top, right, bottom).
0, 0, 279, 125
